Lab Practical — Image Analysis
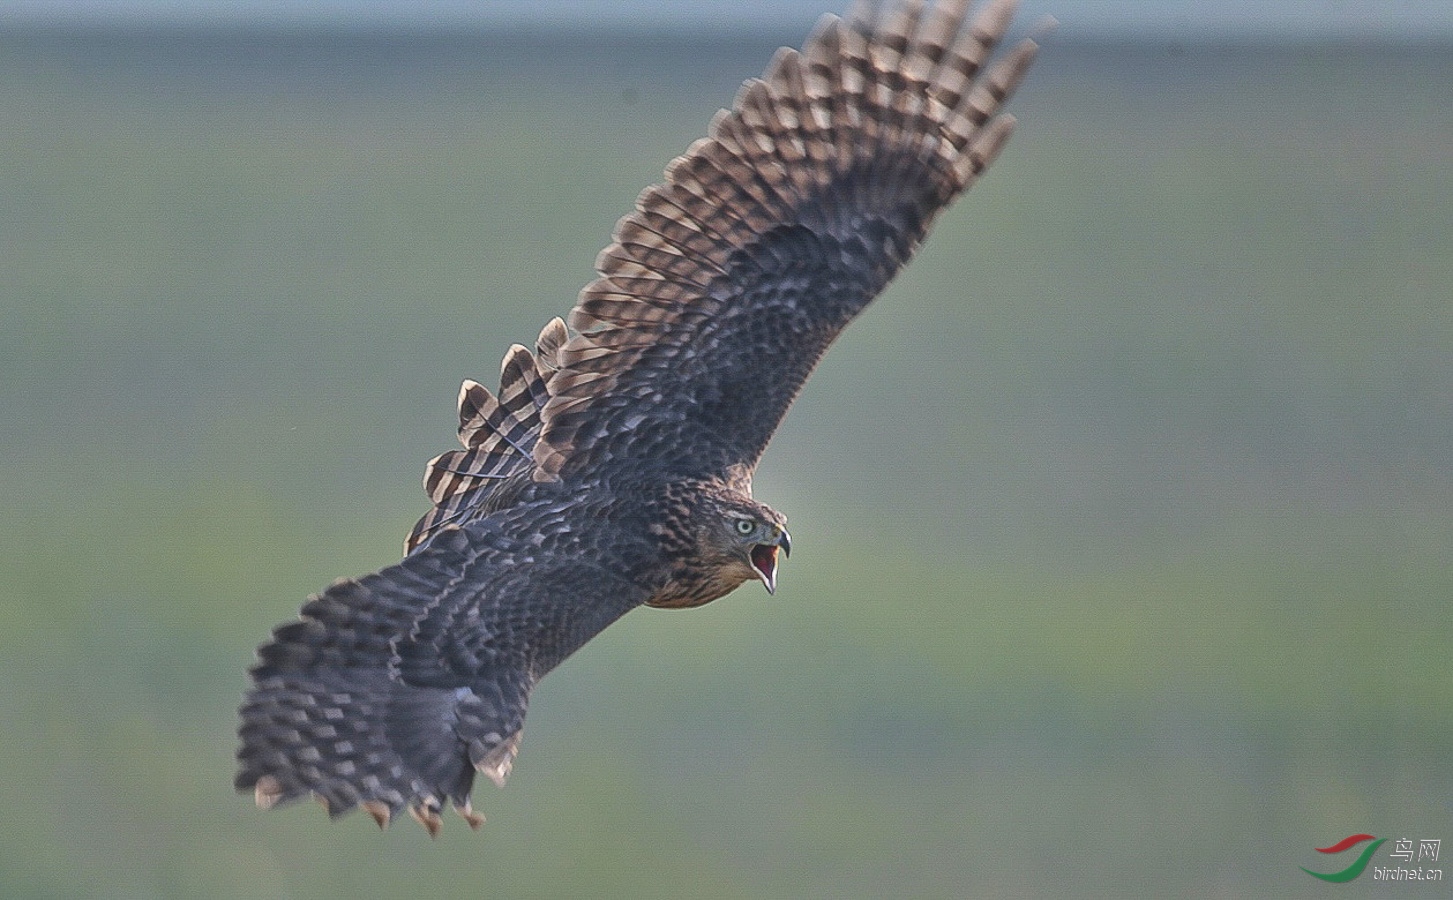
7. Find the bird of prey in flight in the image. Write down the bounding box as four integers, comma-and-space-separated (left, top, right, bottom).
237, 0, 1041, 835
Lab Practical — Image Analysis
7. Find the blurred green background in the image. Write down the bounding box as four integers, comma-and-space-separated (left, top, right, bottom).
1, 20, 1449, 900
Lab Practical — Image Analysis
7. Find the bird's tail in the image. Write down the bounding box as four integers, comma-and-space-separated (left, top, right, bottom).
405, 317, 568, 553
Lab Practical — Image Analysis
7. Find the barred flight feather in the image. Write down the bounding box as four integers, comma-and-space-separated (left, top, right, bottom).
534, 0, 1038, 482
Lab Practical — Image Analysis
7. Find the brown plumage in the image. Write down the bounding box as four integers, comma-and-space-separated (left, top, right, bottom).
237, 0, 1041, 834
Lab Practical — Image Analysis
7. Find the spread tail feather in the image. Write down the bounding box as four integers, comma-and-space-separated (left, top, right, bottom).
406, 318, 568, 553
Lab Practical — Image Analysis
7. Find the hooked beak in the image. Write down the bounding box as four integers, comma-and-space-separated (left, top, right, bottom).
749, 527, 792, 595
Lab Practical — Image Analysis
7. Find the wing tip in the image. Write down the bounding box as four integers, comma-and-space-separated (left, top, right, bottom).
530, 0, 1041, 481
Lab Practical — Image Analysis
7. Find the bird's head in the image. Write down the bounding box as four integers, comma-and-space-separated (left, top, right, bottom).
646, 486, 791, 608
708, 496, 791, 596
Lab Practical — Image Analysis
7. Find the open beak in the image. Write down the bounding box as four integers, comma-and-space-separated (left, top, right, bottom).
749, 528, 792, 595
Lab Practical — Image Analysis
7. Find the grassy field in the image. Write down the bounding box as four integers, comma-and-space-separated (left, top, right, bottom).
1, 24, 1449, 899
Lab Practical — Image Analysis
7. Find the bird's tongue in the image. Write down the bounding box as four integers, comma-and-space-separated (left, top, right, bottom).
750, 544, 779, 593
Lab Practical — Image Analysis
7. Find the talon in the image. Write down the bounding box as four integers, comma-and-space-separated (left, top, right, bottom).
254, 775, 283, 810
454, 799, 485, 831
474, 731, 522, 788
409, 800, 443, 838
362, 800, 391, 830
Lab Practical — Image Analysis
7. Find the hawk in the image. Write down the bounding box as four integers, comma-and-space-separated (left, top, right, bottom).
237, 0, 1041, 835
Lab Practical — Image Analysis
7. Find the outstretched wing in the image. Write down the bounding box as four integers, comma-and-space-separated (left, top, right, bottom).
237, 520, 647, 833
534, 0, 1039, 482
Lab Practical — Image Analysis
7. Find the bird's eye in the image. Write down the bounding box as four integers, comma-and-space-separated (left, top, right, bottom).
735, 519, 755, 535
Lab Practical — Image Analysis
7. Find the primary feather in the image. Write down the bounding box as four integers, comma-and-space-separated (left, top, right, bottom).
237, 0, 1041, 833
